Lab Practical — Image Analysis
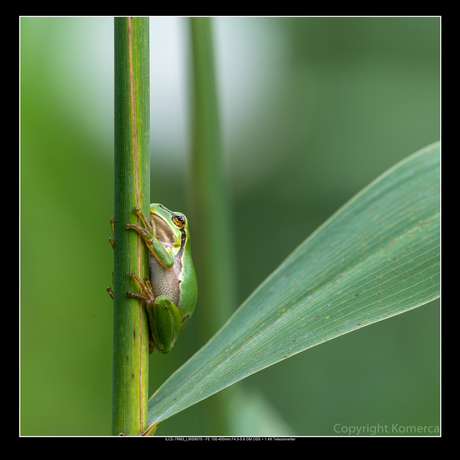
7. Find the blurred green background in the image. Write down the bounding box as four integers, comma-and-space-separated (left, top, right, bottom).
20, 17, 440, 436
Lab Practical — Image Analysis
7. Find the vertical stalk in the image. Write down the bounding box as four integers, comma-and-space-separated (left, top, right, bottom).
189, 17, 237, 435
112, 17, 150, 436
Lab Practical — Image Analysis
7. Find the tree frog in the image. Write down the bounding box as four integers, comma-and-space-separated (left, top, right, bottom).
125, 204, 197, 354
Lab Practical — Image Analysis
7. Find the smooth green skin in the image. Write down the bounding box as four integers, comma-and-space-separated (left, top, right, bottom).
126, 204, 198, 354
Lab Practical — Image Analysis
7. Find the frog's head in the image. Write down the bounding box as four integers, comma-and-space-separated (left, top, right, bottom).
150, 203, 189, 255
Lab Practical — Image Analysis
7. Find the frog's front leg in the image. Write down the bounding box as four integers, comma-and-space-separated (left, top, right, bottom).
125, 206, 156, 256
127, 272, 182, 354
125, 206, 174, 269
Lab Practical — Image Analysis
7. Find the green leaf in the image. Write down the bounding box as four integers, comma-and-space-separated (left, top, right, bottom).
146, 142, 440, 430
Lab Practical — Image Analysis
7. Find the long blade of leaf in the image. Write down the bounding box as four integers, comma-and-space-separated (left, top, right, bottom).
146, 142, 440, 430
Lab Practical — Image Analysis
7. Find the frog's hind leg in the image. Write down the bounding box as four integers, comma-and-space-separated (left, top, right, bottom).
149, 295, 182, 354
126, 272, 155, 306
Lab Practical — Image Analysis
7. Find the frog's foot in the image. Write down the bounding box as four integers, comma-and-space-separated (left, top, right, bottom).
127, 272, 157, 354
109, 217, 115, 249
126, 206, 157, 254
126, 271, 155, 306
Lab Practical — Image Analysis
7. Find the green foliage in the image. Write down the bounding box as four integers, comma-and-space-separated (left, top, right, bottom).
146, 143, 439, 431
20, 17, 440, 436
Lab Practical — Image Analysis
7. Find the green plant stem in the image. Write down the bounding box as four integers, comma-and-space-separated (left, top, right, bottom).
189, 16, 237, 436
112, 16, 150, 436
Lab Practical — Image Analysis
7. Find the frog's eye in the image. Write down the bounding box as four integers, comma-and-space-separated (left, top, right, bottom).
173, 214, 186, 228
